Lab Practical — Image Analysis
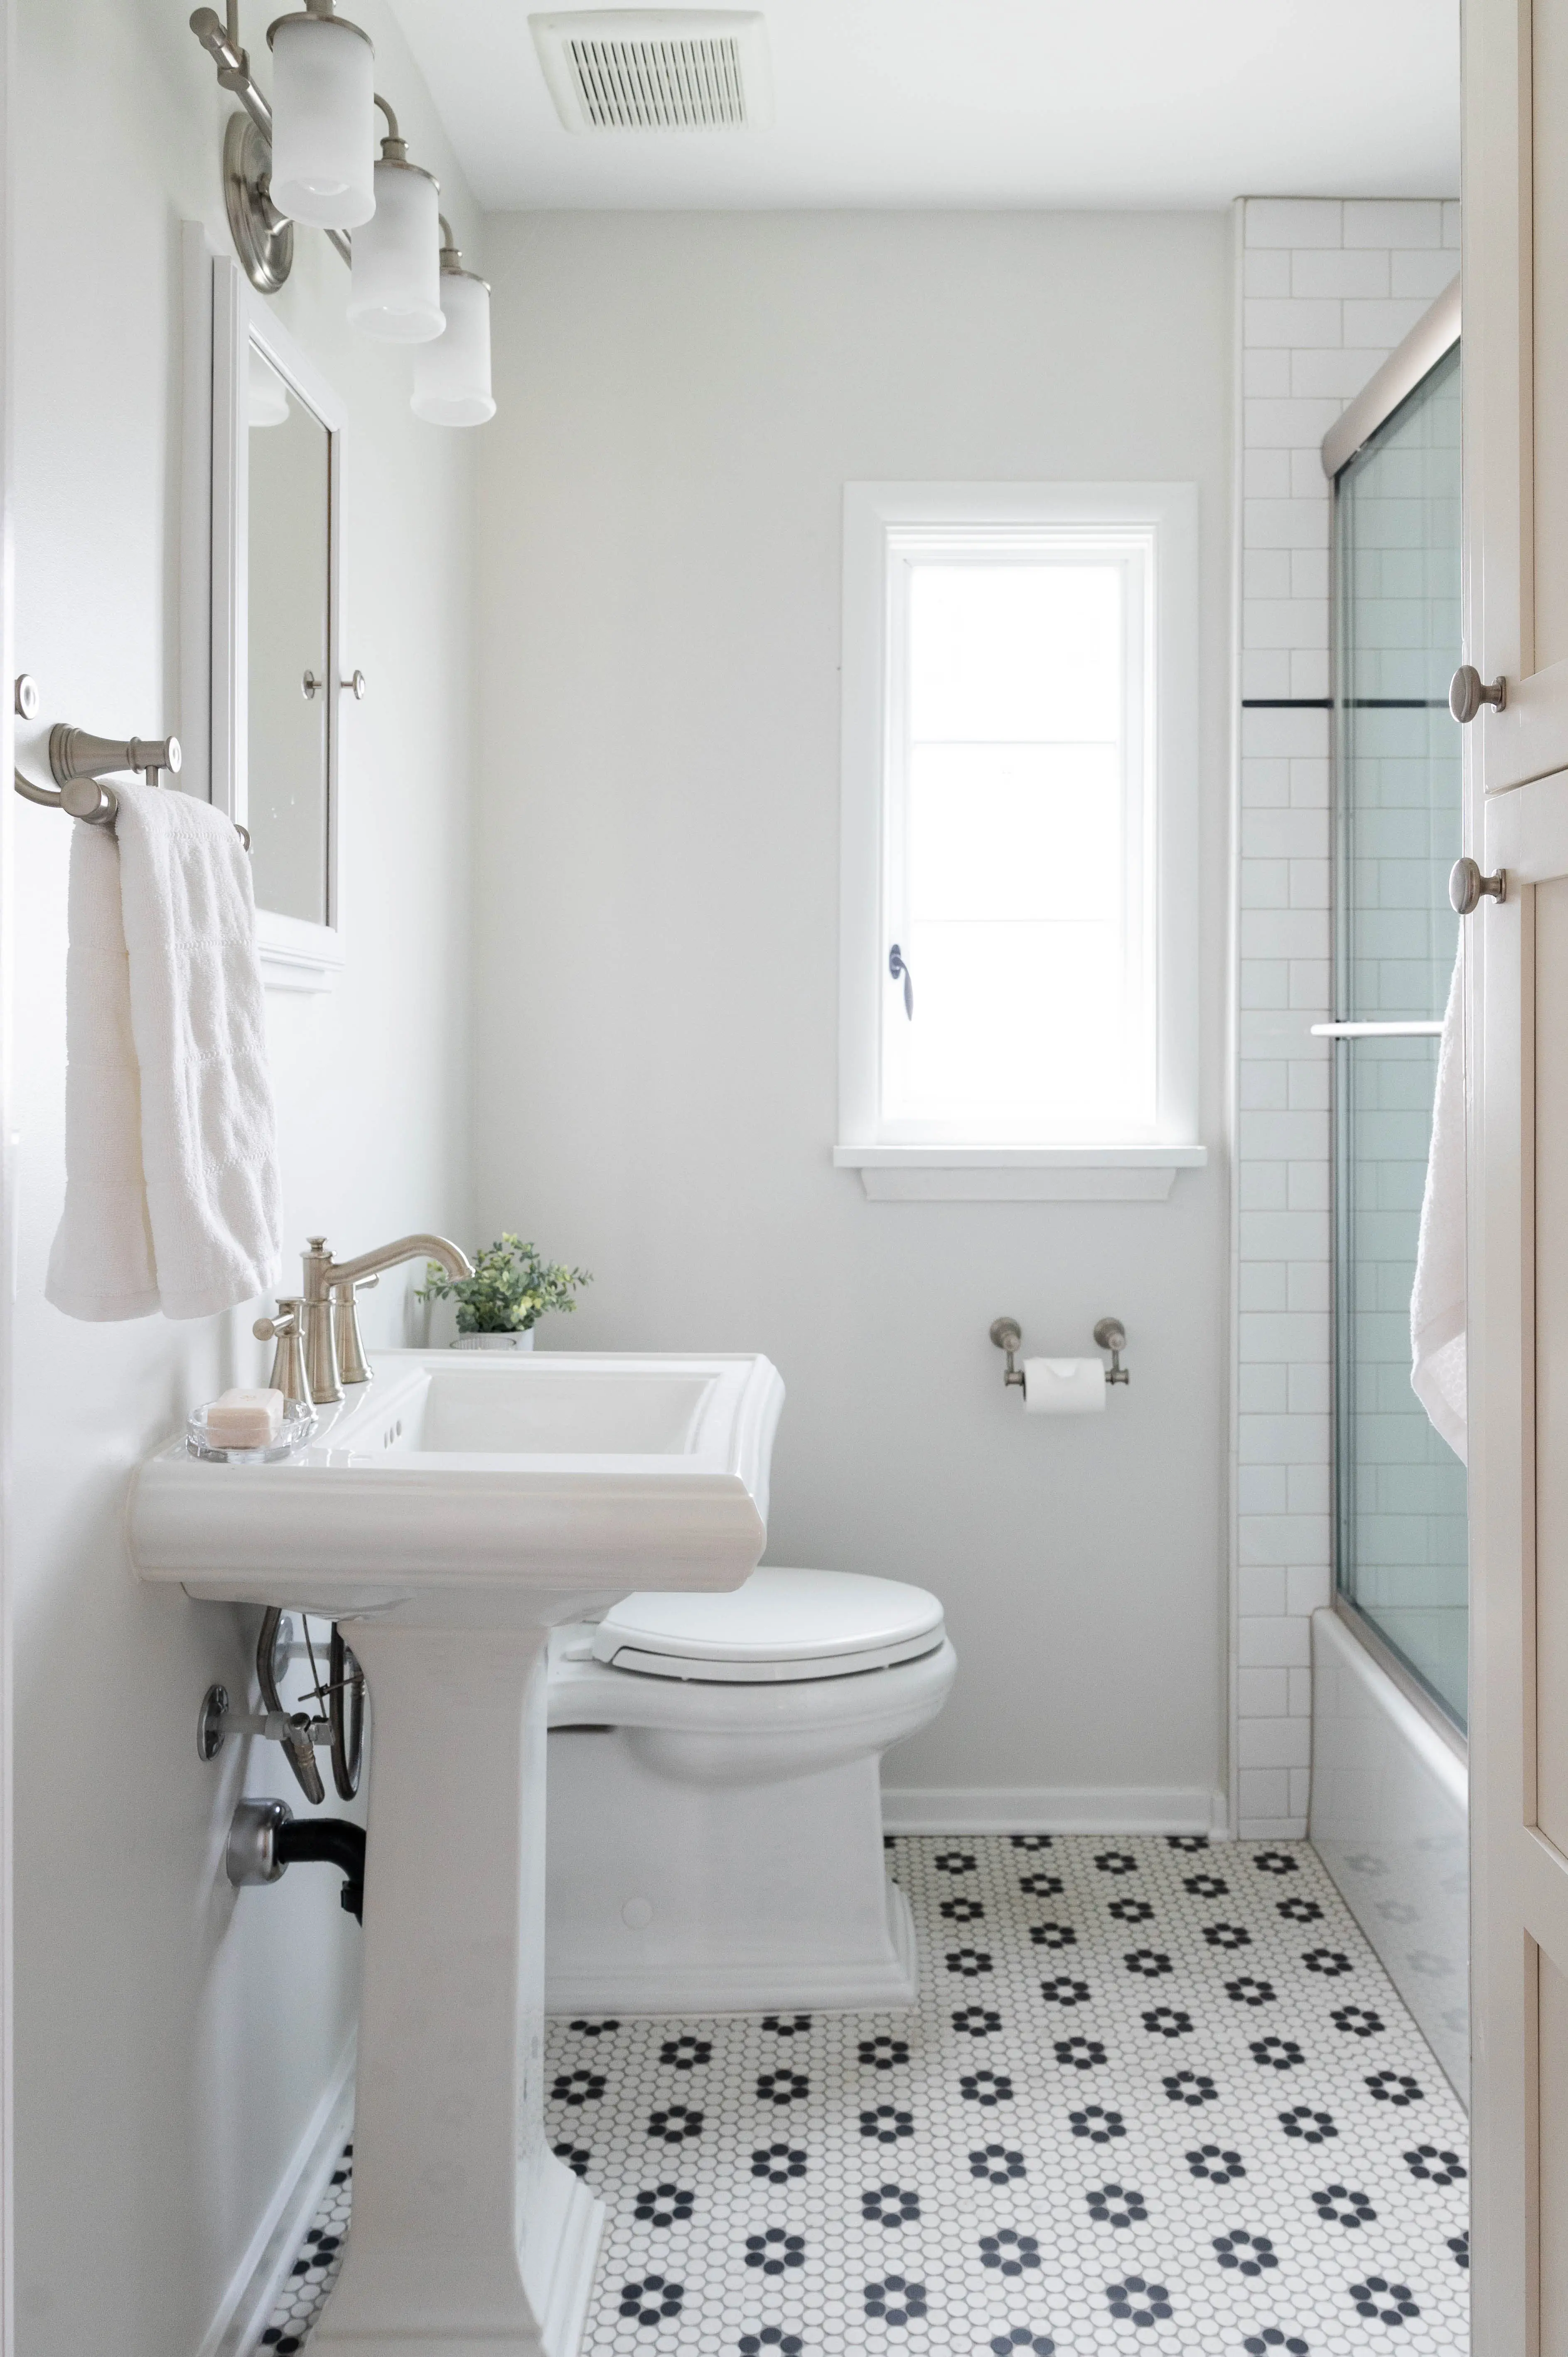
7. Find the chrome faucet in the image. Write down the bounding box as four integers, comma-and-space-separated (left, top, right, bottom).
265, 1233, 474, 1404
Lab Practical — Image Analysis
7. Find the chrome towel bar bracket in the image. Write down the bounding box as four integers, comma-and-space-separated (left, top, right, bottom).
11, 677, 248, 844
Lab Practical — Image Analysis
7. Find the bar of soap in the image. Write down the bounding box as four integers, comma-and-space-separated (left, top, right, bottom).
204, 1387, 285, 1449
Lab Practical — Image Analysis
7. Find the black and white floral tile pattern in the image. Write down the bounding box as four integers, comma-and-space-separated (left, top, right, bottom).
256, 2142, 352, 2353
262, 1838, 1469, 2357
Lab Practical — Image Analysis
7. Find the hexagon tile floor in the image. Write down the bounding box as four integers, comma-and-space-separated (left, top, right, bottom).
257, 1835, 1469, 2356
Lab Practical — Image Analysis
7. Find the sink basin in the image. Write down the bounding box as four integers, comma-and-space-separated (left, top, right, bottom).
131, 1348, 784, 1619
388, 1361, 720, 1452
129, 1348, 784, 2357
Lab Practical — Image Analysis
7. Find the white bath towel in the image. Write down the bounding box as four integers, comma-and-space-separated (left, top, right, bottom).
45, 784, 281, 1322
1410, 941, 1467, 1462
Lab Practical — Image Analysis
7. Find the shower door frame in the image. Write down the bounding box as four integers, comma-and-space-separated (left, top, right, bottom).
1322, 279, 1467, 1753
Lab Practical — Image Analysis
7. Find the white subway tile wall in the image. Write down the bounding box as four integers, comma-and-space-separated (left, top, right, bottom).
1234, 197, 1460, 1840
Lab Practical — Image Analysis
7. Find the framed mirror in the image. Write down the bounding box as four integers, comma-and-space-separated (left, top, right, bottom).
245, 343, 332, 928
183, 236, 347, 988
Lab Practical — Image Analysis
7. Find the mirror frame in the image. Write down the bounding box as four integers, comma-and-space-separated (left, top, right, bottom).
181, 230, 347, 990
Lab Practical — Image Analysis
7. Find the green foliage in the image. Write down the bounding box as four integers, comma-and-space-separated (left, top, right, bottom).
418, 1233, 592, 1335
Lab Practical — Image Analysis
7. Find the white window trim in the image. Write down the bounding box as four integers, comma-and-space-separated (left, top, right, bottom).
835, 480, 1206, 1203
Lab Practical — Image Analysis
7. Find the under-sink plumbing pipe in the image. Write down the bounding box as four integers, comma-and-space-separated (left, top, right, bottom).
227, 1797, 366, 1922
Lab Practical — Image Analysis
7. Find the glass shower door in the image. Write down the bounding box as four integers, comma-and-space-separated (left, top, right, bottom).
1332, 341, 1468, 1730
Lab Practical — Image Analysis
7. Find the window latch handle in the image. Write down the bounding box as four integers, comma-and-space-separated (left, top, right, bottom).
888, 943, 914, 1019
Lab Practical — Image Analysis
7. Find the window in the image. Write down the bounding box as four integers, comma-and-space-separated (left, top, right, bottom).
836, 483, 1204, 1201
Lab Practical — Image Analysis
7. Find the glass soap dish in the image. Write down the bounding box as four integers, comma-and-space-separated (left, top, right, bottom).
186, 1402, 317, 1464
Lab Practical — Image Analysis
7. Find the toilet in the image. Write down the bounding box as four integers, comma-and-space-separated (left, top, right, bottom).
545, 1566, 956, 2015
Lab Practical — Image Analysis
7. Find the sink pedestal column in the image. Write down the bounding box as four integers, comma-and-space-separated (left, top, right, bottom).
312, 1620, 604, 2357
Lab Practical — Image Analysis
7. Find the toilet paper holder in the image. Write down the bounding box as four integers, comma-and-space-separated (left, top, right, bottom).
989, 1316, 1129, 1388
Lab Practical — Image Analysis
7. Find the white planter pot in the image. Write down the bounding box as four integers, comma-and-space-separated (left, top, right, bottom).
451, 1329, 536, 1351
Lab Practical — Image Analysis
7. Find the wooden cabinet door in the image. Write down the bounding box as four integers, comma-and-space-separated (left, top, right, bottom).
1467, 0, 1568, 792
1465, 2, 1568, 2348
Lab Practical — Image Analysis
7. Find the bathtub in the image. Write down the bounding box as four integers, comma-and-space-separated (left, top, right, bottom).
1309, 1605, 1468, 2102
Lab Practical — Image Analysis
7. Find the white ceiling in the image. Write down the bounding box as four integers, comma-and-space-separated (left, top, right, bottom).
386, 0, 1458, 214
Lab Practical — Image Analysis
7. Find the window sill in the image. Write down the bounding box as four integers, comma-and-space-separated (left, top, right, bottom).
832, 1146, 1209, 1202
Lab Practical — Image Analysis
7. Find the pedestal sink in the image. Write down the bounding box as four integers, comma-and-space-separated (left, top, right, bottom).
130, 1349, 784, 2357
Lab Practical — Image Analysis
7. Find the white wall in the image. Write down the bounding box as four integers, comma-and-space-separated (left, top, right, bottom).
474, 212, 1234, 1829
9, 2, 477, 2348
1232, 195, 1461, 1837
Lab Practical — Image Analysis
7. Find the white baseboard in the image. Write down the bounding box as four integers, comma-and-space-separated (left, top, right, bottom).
882, 1786, 1231, 1837
199, 2036, 356, 2357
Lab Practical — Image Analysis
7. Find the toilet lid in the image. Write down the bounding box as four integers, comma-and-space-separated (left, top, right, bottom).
592, 1567, 947, 1684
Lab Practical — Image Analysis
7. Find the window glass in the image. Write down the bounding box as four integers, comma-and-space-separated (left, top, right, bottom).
880, 542, 1150, 1143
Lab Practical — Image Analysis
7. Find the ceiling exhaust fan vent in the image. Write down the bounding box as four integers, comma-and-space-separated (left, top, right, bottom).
530, 11, 773, 131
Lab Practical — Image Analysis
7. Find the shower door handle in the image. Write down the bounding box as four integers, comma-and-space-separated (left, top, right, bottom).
1449, 664, 1507, 723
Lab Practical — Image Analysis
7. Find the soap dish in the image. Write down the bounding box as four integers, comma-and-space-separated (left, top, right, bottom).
186, 1403, 317, 1464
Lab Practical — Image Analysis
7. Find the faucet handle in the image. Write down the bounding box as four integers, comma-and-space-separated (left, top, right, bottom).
253, 1297, 313, 1411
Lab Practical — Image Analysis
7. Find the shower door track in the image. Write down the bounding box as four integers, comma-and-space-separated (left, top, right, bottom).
1322, 277, 1461, 480
1330, 1594, 1468, 1760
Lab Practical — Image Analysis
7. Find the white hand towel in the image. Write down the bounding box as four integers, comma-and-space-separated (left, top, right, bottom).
46, 784, 282, 1322
1410, 941, 1467, 1462
43, 817, 159, 1319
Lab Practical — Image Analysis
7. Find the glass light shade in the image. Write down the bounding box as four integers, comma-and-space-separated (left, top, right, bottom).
347, 158, 443, 342
411, 271, 496, 426
248, 346, 292, 428
268, 11, 376, 230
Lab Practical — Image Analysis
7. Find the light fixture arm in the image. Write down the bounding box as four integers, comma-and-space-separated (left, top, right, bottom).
190, 6, 269, 132
188, 5, 353, 267
436, 214, 484, 286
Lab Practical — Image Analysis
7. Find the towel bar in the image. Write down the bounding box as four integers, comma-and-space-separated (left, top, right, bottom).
11, 684, 249, 845
1310, 1020, 1443, 1038
14, 765, 120, 827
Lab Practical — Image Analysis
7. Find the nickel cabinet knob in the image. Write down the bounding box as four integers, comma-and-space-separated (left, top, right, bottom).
1450, 856, 1507, 916
1449, 664, 1507, 723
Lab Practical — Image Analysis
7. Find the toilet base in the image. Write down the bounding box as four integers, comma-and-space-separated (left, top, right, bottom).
544, 1634, 956, 2019
546, 1874, 919, 2017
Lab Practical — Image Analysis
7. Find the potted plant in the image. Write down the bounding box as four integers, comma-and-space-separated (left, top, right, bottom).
419, 1234, 591, 1351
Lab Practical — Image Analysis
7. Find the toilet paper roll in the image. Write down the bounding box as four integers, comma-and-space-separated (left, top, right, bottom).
1022, 1357, 1106, 1415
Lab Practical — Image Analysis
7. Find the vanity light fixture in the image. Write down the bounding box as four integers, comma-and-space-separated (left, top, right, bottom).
266, 0, 376, 229
188, 5, 497, 423
411, 220, 496, 426
347, 97, 444, 342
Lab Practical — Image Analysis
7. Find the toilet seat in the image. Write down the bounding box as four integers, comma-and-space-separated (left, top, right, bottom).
591, 1566, 946, 1684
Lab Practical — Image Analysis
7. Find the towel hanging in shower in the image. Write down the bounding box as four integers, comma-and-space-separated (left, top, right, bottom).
1410, 942, 1466, 1462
